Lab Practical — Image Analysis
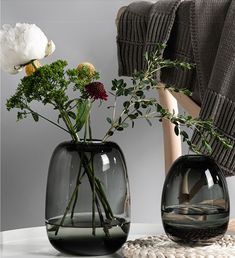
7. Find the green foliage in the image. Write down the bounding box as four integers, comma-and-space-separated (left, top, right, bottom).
6, 60, 101, 142
7, 60, 69, 110
75, 99, 91, 132
6, 44, 232, 154
103, 43, 232, 154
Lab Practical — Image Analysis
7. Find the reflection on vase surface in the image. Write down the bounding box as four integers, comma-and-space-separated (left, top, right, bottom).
161, 155, 230, 246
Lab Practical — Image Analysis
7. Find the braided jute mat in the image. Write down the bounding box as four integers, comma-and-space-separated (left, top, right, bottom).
122, 235, 235, 258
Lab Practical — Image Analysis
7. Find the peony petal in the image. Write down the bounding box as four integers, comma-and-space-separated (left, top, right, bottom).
0, 23, 55, 74
45, 40, 56, 57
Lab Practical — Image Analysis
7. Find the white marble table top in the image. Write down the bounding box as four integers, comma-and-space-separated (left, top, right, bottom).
0, 223, 164, 258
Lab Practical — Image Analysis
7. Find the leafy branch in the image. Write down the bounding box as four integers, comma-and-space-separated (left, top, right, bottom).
103, 44, 232, 153
6, 44, 232, 153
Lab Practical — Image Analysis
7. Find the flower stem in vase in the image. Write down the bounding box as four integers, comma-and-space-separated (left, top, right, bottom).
54, 151, 114, 237
81, 155, 114, 232
82, 155, 114, 219
54, 171, 84, 235
70, 156, 84, 220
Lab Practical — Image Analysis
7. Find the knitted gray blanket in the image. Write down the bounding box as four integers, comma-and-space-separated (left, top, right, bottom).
117, 0, 235, 176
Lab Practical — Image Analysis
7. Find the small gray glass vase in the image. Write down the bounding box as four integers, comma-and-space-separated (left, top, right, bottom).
161, 155, 230, 246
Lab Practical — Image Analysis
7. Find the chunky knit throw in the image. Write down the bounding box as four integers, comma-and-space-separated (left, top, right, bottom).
117, 0, 235, 176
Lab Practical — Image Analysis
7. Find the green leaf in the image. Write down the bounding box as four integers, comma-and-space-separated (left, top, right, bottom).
122, 82, 127, 88
136, 90, 144, 97
180, 131, 189, 141
112, 79, 118, 89
203, 123, 213, 130
177, 118, 185, 124
123, 101, 130, 108
118, 79, 124, 87
106, 117, 112, 124
32, 112, 39, 122
128, 114, 137, 120
156, 103, 163, 112
116, 88, 124, 96
174, 125, 179, 136
68, 111, 76, 120
65, 99, 76, 109
116, 126, 124, 131
187, 140, 192, 146
108, 131, 114, 136
134, 102, 140, 109
124, 89, 130, 96
202, 139, 212, 153
75, 99, 91, 132
17, 112, 24, 121
183, 89, 192, 96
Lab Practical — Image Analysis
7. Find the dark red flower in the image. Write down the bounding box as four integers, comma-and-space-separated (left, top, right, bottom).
85, 82, 108, 101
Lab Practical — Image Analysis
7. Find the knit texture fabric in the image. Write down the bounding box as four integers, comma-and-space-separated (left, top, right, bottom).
116, 0, 235, 176
191, 0, 235, 177
117, 0, 181, 76
161, 0, 199, 104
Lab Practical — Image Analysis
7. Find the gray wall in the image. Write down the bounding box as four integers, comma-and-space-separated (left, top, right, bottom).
1, 0, 235, 231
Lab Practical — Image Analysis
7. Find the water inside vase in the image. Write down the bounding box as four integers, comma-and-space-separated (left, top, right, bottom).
162, 204, 229, 245
46, 213, 130, 255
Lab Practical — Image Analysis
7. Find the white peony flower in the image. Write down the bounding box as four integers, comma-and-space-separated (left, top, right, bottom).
0, 23, 56, 74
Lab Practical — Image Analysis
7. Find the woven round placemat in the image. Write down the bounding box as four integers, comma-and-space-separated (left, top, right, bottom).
122, 235, 235, 258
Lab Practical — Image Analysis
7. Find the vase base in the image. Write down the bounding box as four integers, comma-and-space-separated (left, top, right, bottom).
162, 204, 229, 246
46, 216, 130, 255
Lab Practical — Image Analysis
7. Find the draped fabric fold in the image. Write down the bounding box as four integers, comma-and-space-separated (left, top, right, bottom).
116, 0, 235, 176
117, 0, 181, 76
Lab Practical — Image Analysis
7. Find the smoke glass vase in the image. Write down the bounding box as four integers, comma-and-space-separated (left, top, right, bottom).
45, 141, 130, 255
161, 155, 230, 246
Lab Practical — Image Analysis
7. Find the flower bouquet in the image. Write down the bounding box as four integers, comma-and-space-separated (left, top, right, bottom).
1, 23, 231, 255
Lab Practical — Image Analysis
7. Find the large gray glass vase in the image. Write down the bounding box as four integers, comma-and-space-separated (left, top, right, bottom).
45, 141, 130, 255
161, 155, 230, 246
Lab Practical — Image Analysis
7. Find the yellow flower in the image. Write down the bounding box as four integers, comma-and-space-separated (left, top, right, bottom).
77, 62, 96, 76
25, 60, 41, 76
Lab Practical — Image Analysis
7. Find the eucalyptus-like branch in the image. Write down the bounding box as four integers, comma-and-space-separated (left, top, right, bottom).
103, 44, 231, 153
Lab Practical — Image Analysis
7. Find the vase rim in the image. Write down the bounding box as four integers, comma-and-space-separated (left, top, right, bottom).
55, 140, 122, 153
62, 139, 115, 145
174, 154, 221, 168
179, 154, 213, 159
